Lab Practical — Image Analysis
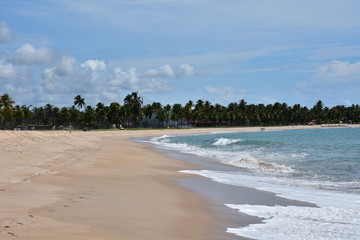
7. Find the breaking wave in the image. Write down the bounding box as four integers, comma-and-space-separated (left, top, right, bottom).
212, 138, 244, 146
150, 135, 294, 174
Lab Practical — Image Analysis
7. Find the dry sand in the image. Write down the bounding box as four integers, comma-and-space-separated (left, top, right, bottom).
0, 125, 357, 239
0, 130, 212, 240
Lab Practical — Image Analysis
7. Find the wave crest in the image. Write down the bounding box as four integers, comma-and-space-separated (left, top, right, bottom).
151, 135, 171, 143
212, 138, 244, 146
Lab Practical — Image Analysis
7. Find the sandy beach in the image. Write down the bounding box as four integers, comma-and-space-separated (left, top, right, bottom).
1, 125, 358, 239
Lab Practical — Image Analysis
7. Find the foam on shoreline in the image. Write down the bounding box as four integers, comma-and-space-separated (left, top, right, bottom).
146, 126, 360, 240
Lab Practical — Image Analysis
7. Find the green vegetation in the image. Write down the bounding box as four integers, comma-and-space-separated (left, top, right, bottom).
1, 92, 359, 130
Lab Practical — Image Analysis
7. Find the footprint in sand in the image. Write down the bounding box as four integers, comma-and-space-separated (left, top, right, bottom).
8, 232, 17, 237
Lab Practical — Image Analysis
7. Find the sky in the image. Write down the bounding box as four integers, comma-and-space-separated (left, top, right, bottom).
1, 0, 360, 108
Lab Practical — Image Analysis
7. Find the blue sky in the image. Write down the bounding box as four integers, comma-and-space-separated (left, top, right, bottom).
1, 0, 360, 108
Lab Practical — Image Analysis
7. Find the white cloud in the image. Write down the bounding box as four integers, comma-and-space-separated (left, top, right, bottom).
54, 55, 76, 76
110, 67, 173, 93
81, 59, 106, 71
203, 85, 233, 95
41, 68, 60, 93
144, 64, 174, 78
0, 61, 16, 78
80, 60, 107, 87
142, 78, 173, 93
143, 64, 205, 78
110, 67, 139, 89
11, 43, 55, 64
202, 85, 251, 104
0, 61, 40, 106
42, 56, 90, 94
41, 55, 79, 93
177, 64, 195, 77
102, 90, 121, 102
40, 58, 174, 103
317, 60, 360, 77
295, 60, 360, 106
0, 22, 14, 43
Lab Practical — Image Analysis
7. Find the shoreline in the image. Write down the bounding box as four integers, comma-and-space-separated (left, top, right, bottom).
1, 125, 359, 239
0, 130, 217, 239
146, 136, 319, 240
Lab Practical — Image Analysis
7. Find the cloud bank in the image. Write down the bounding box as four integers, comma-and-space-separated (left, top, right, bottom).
2, 0, 360, 109
10, 43, 55, 64
295, 60, 360, 105
40, 56, 201, 104
0, 22, 205, 106
317, 60, 360, 77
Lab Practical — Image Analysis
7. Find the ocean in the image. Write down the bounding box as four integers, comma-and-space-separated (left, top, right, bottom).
149, 127, 360, 240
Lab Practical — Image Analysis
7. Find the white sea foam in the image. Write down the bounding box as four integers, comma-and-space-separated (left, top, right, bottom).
150, 134, 172, 142
180, 170, 360, 240
180, 170, 360, 204
151, 136, 294, 173
223, 156, 294, 173
212, 138, 243, 146
261, 151, 310, 162
226, 204, 360, 240
153, 130, 360, 239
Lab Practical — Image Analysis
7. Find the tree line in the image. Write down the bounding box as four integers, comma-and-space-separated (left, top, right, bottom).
1, 92, 359, 130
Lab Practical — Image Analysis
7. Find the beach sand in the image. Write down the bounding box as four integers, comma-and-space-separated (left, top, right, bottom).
1, 125, 357, 239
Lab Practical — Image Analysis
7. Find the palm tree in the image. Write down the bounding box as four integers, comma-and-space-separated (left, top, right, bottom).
0, 93, 15, 110
96, 102, 108, 128
69, 106, 81, 128
123, 92, 143, 126
74, 95, 85, 110
226, 102, 238, 126
203, 100, 212, 126
32, 106, 45, 125
142, 102, 163, 128
52, 106, 60, 127
183, 100, 193, 126
0, 93, 16, 128
151, 102, 163, 118
193, 99, 206, 126
13, 105, 24, 126
311, 100, 324, 124
44, 103, 54, 125
162, 104, 172, 127
21, 105, 32, 125
171, 103, 183, 127
81, 106, 96, 129
143, 104, 153, 119
58, 107, 71, 126
107, 102, 121, 128
157, 108, 169, 127
213, 103, 225, 126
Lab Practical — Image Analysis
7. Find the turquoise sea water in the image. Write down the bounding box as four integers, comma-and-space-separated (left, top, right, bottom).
150, 127, 360, 240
